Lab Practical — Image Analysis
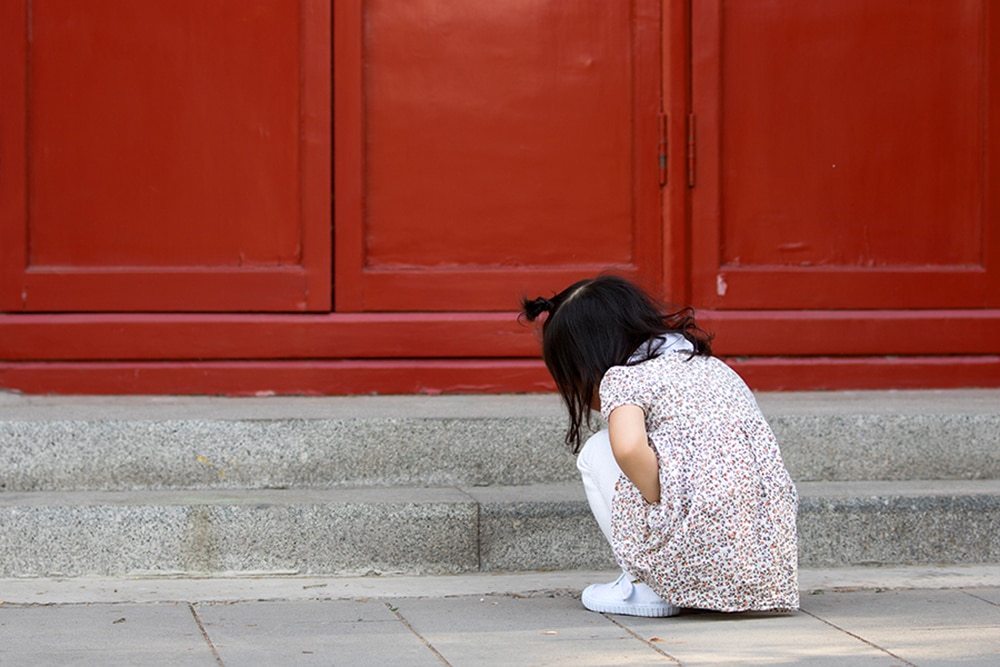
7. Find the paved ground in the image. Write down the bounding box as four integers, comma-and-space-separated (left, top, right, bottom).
2, 567, 998, 666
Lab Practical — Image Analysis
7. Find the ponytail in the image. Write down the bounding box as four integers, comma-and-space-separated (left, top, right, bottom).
520, 296, 554, 322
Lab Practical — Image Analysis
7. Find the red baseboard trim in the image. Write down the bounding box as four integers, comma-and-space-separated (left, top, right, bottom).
1, 356, 997, 395
2, 310, 999, 361
0, 360, 556, 396
725, 356, 1000, 391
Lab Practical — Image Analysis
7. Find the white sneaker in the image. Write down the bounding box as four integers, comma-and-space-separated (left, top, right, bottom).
582, 573, 681, 617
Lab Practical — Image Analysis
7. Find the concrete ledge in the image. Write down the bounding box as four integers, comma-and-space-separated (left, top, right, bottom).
466, 484, 613, 571
0, 418, 577, 491
2, 390, 998, 491
771, 414, 1000, 481
2, 392, 996, 577
0, 487, 480, 578
3, 481, 999, 577
797, 479, 1000, 567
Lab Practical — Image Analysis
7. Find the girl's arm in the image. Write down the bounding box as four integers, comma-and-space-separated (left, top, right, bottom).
607, 404, 660, 504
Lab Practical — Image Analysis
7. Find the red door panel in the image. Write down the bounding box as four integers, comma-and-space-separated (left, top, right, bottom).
0, 0, 330, 312
335, 0, 662, 311
690, 0, 1000, 309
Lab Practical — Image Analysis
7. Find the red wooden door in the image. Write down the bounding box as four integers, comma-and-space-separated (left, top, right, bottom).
0, 0, 330, 312
334, 0, 663, 312
689, 0, 1000, 310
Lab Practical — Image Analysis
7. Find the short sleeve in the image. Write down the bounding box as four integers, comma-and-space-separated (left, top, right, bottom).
599, 364, 652, 420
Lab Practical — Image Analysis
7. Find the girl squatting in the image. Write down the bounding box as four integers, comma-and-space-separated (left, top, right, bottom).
522, 275, 799, 617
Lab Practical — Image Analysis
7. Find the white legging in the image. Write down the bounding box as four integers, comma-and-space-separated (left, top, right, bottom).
576, 428, 621, 547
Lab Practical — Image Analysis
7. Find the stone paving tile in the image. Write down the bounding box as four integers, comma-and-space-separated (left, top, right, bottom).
800, 588, 1000, 666
0, 602, 213, 666
387, 593, 672, 666
616, 609, 898, 666
963, 587, 1000, 606
194, 599, 441, 667
2, 585, 998, 666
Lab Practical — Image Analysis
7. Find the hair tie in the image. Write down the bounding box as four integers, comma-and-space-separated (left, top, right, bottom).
521, 295, 555, 322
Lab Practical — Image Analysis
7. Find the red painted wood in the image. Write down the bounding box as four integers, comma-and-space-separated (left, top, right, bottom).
0, 2, 28, 309
335, 0, 663, 312
332, 0, 365, 312
299, 0, 334, 309
700, 310, 1000, 357
660, 0, 692, 305
690, 0, 1000, 310
2, 357, 996, 396
2, 310, 998, 362
0, 361, 556, 396
0, 0, 331, 312
727, 357, 1000, 392
0, 313, 543, 360
4, 3, 999, 396
15, 269, 319, 313
356, 267, 645, 313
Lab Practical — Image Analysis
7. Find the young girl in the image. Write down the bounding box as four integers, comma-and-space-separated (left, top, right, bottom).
522, 275, 798, 616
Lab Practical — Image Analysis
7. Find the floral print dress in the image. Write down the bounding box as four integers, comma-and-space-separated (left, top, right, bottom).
600, 352, 799, 612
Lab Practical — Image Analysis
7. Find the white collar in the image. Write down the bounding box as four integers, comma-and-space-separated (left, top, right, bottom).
628, 333, 694, 363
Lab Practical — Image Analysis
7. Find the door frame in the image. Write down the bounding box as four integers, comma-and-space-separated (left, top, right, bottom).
332, 0, 663, 312
1, 0, 998, 394
0, 0, 332, 313
688, 0, 1000, 311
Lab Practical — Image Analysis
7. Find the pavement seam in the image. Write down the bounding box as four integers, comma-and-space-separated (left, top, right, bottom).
385, 601, 452, 666
962, 589, 1000, 607
798, 608, 918, 667
602, 614, 683, 665
188, 603, 225, 666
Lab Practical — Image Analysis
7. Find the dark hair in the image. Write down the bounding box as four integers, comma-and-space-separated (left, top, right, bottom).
521, 274, 712, 453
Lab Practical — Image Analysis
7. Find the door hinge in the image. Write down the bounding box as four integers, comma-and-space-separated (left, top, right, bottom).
658, 112, 668, 186
687, 113, 696, 188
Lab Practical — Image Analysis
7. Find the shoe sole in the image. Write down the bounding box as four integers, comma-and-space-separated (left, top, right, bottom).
581, 591, 681, 618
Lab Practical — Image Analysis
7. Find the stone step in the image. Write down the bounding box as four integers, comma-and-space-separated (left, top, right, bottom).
1, 391, 998, 491
2, 480, 998, 578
